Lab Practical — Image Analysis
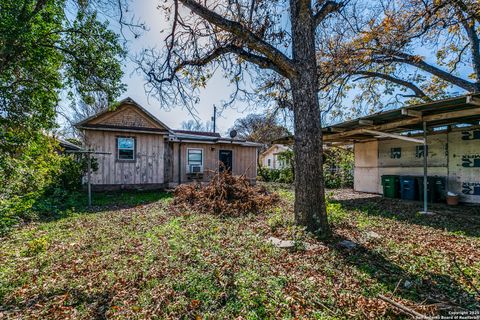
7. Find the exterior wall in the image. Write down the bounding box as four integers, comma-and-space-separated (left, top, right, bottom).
354, 140, 379, 193
170, 142, 258, 185
377, 133, 448, 187
84, 130, 166, 187
448, 130, 480, 203
353, 128, 480, 203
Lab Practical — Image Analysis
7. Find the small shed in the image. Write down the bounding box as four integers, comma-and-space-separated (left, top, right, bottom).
323, 94, 480, 204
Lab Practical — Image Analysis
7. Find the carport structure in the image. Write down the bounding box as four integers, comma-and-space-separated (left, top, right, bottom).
323, 94, 480, 211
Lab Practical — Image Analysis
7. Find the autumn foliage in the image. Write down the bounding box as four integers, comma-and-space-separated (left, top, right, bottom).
172, 171, 279, 217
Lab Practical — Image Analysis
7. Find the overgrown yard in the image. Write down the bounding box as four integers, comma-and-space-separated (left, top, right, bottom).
1, 187, 479, 319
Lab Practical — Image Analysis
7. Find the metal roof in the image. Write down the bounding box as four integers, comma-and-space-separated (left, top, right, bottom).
57, 138, 83, 151
323, 93, 480, 143
174, 130, 221, 138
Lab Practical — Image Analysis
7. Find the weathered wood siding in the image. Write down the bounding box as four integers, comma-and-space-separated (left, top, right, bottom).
84, 130, 166, 187
353, 128, 480, 203
170, 143, 258, 185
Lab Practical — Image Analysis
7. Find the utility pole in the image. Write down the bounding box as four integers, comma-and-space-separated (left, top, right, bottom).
211, 105, 217, 133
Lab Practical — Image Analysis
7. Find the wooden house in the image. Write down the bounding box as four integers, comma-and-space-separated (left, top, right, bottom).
75, 97, 261, 190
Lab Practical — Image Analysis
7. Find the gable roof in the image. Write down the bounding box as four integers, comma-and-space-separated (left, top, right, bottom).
261, 144, 291, 156
75, 97, 173, 133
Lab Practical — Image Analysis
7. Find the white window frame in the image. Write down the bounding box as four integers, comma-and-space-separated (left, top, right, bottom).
187, 148, 203, 166
117, 137, 135, 161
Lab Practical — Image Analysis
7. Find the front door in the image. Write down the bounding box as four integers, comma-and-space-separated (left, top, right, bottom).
219, 150, 233, 173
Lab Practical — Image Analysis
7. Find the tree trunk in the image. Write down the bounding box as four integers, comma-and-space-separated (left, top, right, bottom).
290, 0, 330, 237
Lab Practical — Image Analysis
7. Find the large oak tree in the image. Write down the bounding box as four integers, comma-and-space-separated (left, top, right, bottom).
138, 0, 344, 237
322, 0, 480, 116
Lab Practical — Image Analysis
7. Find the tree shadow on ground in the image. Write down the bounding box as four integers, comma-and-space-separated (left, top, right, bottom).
325, 234, 480, 315
332, 196, 480, 237
0, 288, 113, 319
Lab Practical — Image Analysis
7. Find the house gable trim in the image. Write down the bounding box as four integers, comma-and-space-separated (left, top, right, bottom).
75, 97, 173, 133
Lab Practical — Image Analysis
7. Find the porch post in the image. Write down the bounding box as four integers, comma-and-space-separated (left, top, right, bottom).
87, 152, 92, 208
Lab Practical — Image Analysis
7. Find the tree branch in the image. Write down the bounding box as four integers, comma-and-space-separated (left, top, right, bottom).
459, 16, 480, 89
353, 71, 432, 101
452, 0, 480, 24
314, 1, 344, 26
371, 51, 477, 92
177, 0, 296, 78
148, 44, 286, 84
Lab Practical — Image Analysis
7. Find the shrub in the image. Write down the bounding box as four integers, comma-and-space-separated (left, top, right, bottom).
258, 147, 352, 187
0, 135, 95, 235
257, 167, 294, 184
173, 170, 279, 217
323, 148, 354, 189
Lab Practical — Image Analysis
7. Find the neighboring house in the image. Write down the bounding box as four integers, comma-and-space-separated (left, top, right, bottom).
260, 144, 292, 169
75, 97, 261, 190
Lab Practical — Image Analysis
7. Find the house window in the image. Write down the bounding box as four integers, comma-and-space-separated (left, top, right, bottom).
390, 147, 401, 159
268, 159, 271, 167
415, 145, 428, 158
117, 137, 135, 160
187, 148, 203, 166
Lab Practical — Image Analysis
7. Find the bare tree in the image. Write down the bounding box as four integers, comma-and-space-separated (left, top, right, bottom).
136, 0, 345, 237
230, 113, 290, 150
181, 119, 212, 131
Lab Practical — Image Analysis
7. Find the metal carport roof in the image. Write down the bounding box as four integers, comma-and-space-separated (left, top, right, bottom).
323, 94, 480, 143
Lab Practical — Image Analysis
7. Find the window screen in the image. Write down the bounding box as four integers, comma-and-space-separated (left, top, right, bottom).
117, 137, 135, 160
187, 149, 203, 165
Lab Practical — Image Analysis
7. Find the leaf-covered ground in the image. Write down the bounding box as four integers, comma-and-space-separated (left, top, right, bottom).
0, 187, 479, 319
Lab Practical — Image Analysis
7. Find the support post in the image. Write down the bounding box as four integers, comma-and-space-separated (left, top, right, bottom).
178, 142, 182, 185
422, 121, 428, 214
87, 152, 92, 208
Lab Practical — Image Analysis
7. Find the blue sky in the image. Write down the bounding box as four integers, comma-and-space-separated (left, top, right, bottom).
62, 0, 471, 135
116, 1, 258, 134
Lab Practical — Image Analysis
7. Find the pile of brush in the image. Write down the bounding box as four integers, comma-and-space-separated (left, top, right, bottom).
173, 170, 279, 217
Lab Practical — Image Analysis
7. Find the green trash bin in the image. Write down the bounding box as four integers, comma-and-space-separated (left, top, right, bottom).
381, 175, 399, 198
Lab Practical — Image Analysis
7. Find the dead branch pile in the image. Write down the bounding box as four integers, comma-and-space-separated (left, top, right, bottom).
172, 171, 279, 217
